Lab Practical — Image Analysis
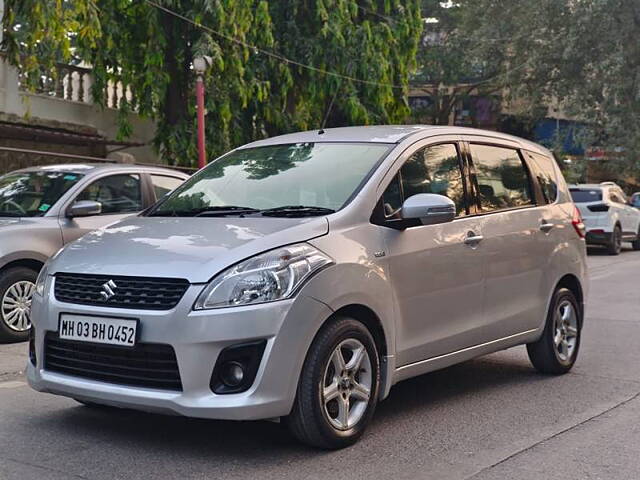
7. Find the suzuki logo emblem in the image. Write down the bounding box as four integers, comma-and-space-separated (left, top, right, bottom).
100, 280, 118, 301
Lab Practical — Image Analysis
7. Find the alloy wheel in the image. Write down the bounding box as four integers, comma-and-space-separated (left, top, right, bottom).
553, 300, 578, 362
1, 280, 35, 332
322, 338, 372, 431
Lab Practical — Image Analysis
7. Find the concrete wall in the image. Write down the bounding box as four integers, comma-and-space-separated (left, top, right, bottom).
0, 0, 159, 166
0, 59, 159, 164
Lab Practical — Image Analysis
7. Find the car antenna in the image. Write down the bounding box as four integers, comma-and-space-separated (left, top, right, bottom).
319, 76, 344, 135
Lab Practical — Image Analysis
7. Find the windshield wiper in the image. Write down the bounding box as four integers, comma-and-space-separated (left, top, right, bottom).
194, 206, 260, 217
259, 205, 336, 217
149, 205, 260, 217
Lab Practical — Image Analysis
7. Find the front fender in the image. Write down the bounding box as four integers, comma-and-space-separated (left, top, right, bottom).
298, 262, 397, 399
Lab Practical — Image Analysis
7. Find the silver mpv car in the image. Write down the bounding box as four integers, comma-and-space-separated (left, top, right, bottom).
29, 126, 588, 449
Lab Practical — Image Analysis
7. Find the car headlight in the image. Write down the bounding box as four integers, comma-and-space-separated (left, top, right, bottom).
194, 243, 333, 310
34, 262, 50, 297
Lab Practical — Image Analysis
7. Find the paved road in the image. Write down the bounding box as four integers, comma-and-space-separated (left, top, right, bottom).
2, 248, 640, 480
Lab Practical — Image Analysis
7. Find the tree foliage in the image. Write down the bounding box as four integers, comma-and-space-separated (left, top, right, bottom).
412, 0, 490, 125
3, 0, 422, 166
421, 0, 640, 169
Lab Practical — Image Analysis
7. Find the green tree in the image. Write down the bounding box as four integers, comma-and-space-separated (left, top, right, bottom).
456, 0, 640, 172
411, 0, 511, 126
3, 0, 422, 167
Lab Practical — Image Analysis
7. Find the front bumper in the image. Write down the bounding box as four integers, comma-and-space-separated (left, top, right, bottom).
27, 278, 332, 420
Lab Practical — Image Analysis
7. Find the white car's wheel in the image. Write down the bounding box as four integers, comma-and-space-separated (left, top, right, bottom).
607, 224, 622, 255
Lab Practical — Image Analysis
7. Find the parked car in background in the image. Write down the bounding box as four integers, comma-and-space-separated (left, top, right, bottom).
28, 126, 587, 448
0, 163, 188, 342
569, 182, 640, 255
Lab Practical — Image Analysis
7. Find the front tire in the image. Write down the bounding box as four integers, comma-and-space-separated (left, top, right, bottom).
286, 317, 380, 449
527, 287, 581, 374
0, 267, 38, 343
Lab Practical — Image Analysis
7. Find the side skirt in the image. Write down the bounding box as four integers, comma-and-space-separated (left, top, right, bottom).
392, 328, 540, 384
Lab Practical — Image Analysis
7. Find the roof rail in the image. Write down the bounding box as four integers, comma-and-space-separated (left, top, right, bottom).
600, 181, 617, 186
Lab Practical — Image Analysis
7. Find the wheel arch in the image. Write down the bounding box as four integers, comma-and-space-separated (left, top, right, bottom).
332, 304, 388, 358
0, 258, 44, 275
555, 274, 584, 324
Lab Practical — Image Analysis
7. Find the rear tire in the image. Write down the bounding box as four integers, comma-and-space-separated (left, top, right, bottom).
527, 287, 581, 374
285, 317, 380, 449
631, 227, 640, 250
607, 225, 622, 255
0, 267, 38, 343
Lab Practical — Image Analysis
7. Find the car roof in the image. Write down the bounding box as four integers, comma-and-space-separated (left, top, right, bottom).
8, 163, 189, 177
240, 125, 552, 155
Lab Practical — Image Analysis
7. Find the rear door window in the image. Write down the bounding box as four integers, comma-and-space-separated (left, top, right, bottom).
613, 188, 627, 204
150, 175, 184, 200
525, 151, 558, 204
469, 144, 533, 212
609, 190, 623, 204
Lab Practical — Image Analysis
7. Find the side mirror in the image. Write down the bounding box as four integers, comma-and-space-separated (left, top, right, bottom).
67, 200, 102, 218
401, 193, 456, 226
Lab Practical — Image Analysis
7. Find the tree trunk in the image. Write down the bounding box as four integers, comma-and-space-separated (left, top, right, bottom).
160, 13, 187, 130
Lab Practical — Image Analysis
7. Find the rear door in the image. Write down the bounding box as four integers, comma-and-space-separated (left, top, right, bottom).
466, 141, 548, 339
60, 173, 145, 244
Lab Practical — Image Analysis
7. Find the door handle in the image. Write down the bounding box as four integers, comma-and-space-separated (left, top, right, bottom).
463, 232, 484, 246
539, 221, 554, 233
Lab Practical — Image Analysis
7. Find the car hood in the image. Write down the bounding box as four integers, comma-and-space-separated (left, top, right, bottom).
50, 216, 329, 283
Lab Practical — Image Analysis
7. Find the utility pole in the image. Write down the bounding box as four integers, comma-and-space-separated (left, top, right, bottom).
193, 56, 210, 169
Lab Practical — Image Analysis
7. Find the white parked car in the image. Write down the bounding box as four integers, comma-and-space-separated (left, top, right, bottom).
570, 182, 640, 254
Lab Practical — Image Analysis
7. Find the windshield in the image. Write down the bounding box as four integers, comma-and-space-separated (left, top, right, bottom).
0, 171, 84, 217
150, 142, 391, 217
570, 188, 602, 203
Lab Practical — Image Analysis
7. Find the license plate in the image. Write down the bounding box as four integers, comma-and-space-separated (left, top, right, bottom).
58, 314, 137, 347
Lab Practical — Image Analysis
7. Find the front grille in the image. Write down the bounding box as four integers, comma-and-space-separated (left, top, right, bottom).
54, 273, 189, 310
44, 332, 182, 391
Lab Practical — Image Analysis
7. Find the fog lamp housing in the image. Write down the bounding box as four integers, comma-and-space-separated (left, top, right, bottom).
210, 340, 267, 394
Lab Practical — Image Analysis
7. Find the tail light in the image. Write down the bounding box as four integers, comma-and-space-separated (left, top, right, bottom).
572, 205, 586, 238
587, 203, 610, 212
